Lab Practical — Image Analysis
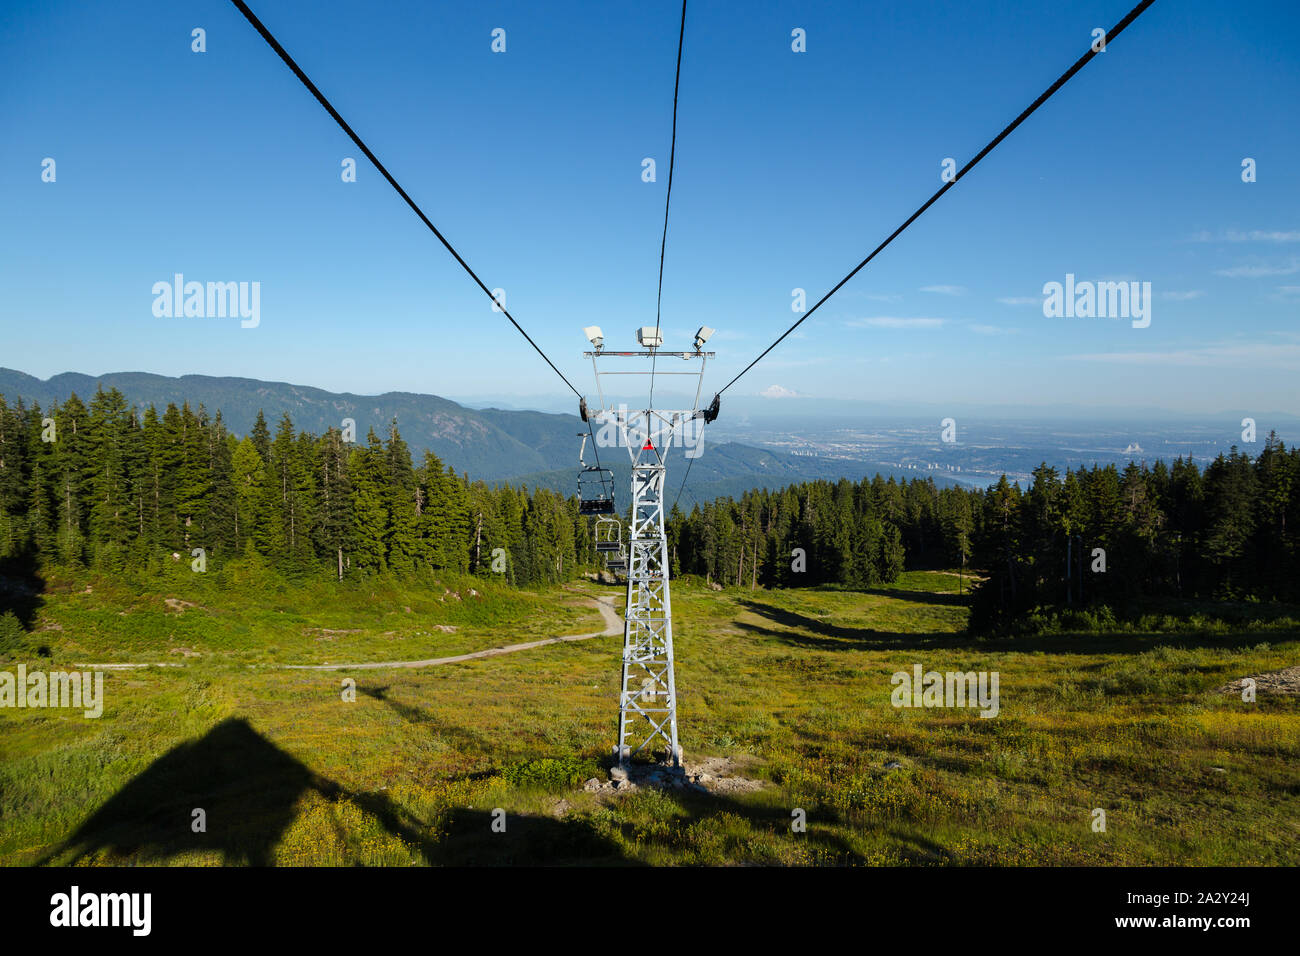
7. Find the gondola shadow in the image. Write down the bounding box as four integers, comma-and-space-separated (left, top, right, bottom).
36, 716, 633, 866
39, 718, 340, 865
38, 717, 455, 866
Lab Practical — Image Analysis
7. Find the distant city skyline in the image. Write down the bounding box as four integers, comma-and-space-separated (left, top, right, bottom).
3, 0, 1297, 414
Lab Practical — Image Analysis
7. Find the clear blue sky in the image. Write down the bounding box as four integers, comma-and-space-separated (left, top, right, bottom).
2, 0, 1298, 415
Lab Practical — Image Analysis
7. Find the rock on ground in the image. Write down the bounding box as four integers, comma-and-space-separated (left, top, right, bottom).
1217, 664, 1300, 697
585, 755, 766, 798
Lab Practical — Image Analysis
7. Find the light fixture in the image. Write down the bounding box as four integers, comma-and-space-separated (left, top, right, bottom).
583, 325, 604, 350
693, 326, 715, 351
637, 326, 663, 348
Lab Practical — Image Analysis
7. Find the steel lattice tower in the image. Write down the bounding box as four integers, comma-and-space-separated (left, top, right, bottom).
580, 331, 716, 767
618, 458, 679, 763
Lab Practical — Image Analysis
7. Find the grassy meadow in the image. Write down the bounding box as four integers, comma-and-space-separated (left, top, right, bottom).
1, 564, 1297, 866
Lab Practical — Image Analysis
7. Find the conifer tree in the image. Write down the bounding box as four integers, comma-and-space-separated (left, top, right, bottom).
348, 430, 389, 572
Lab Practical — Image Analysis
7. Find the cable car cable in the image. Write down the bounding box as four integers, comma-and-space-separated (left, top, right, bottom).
229, 0, 583, 399
715, 0, 1158, 398
670, 422, 705, 513
648, 0, 688, 408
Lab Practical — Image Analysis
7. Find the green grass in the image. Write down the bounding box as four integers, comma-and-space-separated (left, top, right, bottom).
9, 563, 602, 665
1, 567, 1296, 866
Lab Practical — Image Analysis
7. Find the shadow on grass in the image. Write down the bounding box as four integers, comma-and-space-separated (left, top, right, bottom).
0, 545, 46, 632
421, 775, 881, 866
856, 585, 971, 608
38, 712, 922, 865
38, 718, 473, 866
359, 684, 502, 757
736, 598, 1292, 656
38, 718, 363, 865
35, 716, 631, 866
737, 599, 970, 653
40, 718, 332, 865
363, 685, 883, 865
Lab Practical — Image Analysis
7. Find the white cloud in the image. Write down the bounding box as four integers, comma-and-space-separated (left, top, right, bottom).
845, 316, 946, 329
1068, 342, 1300, 369
759, 384, 799, 398
1190, 229, 1300, 243
997, 296, 1040, 306
1225, 229, 1300, 242
1160, 290, 1204, 301
969, 324, 1013, 335
920, 285, 966, 296
1215, 260, 1300, 278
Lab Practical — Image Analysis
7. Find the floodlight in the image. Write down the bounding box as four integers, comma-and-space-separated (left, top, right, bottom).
583, 325, 604, 350
694, 326, 715, 350
637, 327, 663, 348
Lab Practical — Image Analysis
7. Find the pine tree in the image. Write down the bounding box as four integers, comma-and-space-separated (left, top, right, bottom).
316, 429, 353, 580
86, 387, 132, 567
383, 421, 420, 573
251, 410, 271, 464
231, 437, 264, 555
348, 431, 389, 572
207, 412, 237, 560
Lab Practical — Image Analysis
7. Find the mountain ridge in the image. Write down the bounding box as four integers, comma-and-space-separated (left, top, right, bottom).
0, 367, 956, 494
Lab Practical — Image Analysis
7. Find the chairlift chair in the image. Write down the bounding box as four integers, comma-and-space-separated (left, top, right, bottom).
594, 516, 622, 554
578, 468, 617, 515
577, 431, 617, 515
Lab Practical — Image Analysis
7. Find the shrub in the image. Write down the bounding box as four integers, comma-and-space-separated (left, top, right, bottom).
0, 611, 27, 654
501, 756, 601, 790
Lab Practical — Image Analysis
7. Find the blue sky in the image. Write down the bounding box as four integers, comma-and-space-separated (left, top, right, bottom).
2, 0, 1298, 416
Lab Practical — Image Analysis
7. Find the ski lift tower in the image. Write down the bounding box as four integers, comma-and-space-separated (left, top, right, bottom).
580, 324, 718, 768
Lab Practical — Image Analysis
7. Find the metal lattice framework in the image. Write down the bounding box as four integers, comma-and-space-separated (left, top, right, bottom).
619, 459, 677, 762
582, 347, 714, 766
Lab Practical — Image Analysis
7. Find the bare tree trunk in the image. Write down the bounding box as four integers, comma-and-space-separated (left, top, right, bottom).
473, 512, 483, 570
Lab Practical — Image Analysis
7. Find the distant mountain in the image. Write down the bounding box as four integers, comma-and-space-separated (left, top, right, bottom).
512, 443, 934, 505
0, 368, 579, 479
0, 368, 955, 494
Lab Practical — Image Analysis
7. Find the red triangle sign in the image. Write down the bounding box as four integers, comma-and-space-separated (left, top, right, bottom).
642, 441, 655, 451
